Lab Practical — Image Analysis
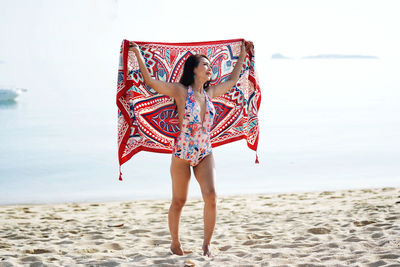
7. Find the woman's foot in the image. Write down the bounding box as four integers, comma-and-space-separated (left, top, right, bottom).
202, 243, 212, 257
170, 242, 192, 256
170, 241, 183, 255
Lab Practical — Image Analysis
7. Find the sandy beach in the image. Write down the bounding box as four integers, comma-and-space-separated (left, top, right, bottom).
0, 187, 399, 266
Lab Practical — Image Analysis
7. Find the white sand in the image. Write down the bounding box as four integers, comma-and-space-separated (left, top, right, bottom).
0, 187, 399, 266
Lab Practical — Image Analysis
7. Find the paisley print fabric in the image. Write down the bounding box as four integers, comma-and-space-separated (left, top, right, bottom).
117, 38, 261, 181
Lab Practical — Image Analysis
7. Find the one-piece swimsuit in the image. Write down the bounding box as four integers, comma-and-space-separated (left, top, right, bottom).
172, 85, 215, 166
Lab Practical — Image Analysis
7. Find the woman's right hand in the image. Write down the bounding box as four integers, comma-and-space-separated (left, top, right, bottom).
129, 42, 140, 53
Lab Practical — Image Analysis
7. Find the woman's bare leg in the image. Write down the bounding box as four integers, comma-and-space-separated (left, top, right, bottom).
193, 153, 217, 257
169, 155, 191, 255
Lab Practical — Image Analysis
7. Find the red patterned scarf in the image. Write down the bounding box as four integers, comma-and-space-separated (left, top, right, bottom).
117, 38, 261, 180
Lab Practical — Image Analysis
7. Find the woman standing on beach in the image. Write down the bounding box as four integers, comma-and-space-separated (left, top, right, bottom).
129, 40, 253, 257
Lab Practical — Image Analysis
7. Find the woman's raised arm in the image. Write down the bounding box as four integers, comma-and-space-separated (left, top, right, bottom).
129, 42, 183, 98
207, 40, 253, 99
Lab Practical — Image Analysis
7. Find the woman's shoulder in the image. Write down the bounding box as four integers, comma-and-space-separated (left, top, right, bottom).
171, 83, 187, 99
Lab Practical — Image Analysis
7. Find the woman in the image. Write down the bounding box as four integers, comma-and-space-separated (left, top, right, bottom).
129, 40, 253, 257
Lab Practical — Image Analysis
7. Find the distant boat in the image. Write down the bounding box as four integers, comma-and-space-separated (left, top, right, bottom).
271, 53, 292, 59
0, 88, 27, 101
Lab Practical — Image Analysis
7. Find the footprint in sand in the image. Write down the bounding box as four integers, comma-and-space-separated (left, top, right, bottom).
24, 248, 53, 254
353, 220, 376, 226
6, 234, 28, 240
326, 242, 339, 248
75, 248, 100, 253
385, 216, 399, 221
368, 260, 387, 267
293, 235, 307, 243
129, 229, 151, 234
271, 252, 282, 258
0, 243, 11, 249
105, 243, 123, 250
379, 254, 400, 259
343, 236, 365, 242
366, 226, 381, 232
219, 245, 232, 251
87, 260, 120, 267
242, 240, 264, 245
40, 216, 62, 220
154, 230, 170, 236
54, 240, 74, 245
371, 232, 384, 239
233, 250, 248, 257
307, 227, 330, 234
88, 234, 114, 240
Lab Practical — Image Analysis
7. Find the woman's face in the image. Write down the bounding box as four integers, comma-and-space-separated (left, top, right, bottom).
194, 57, 212, 81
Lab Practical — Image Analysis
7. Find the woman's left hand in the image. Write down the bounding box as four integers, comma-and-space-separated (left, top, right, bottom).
241, 40, 254, 54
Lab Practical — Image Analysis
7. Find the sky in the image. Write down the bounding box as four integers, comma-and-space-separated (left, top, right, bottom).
1, 0, 400, 202
0, 0, 400, 91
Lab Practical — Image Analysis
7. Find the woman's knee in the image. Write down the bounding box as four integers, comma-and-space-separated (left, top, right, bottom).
171, 197, 187, 209
202, 189, 217, 205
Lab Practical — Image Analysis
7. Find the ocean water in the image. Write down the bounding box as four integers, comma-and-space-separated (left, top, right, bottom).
1, 58, 399, 205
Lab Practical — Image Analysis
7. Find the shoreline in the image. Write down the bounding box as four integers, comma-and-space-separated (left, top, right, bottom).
1, 187, 399, 266
1, 185, 398, 207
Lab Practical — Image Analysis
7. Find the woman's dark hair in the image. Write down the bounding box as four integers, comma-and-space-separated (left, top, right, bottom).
179, 54, 210, 89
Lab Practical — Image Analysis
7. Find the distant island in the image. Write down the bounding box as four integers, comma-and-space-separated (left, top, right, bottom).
301, 54, 378, 59
271, 53, 292, 59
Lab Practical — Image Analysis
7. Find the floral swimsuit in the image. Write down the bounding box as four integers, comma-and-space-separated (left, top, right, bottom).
172, 85, 215, 166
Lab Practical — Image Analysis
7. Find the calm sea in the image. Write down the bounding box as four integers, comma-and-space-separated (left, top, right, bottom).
1, 58, 399, 204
